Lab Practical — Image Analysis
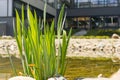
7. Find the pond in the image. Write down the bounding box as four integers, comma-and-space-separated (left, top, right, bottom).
0, 56, 120, 80
65, 57, 120, 80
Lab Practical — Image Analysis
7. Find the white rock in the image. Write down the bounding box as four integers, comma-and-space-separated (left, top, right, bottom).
81, 69, 120, 80
81, 78, 109, 80
48, 76, 66, 80
110, 69, 120, 80
111, 53, 120, 62
9, 45, 15, 51
96, 42, 105, 50
111, 33, 120, 39
8, 76, 35, 80
1, 35, 12, 39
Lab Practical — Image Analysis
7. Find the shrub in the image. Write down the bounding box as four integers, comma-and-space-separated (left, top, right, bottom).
14, 4, 71, 80
72, 36, 109, 39
85, 29, 120, 36
71, 29, 120, 39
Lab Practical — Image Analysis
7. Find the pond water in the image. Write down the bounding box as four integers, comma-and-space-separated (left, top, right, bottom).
65, 57, 120, 80
0, 56, 120, 80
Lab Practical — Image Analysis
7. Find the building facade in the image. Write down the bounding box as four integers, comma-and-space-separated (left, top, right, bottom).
0, 0, 58, 36
66, 0, 120, 29
0, 0, 120, 36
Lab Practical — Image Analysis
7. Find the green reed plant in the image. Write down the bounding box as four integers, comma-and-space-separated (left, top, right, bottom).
14, 4, 71, 80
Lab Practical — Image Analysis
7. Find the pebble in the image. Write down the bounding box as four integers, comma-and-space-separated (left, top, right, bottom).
0, 39, 120, 59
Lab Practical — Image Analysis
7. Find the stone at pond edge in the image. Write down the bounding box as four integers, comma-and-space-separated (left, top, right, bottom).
75, 69, 120, 80
1, 35, 12, 39
8, 76, 35, 80
48, 76, 67, 80
9, 76, 66, 80
111, 33, 120, 39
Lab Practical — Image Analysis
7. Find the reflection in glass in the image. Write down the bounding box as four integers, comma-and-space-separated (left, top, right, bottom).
91, 16, 118, 28
75, 0, 91, 8
47, 0, 55, 8
107, 0, 118, 6
74, 0, 119, 8
67, 16, 119, 29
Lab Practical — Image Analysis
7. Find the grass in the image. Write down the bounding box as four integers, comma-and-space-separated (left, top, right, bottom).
72, 35, 109, 39
14, 4, 71, 80
71, 29, 120, 39
85, 29, 120, 36
67, 56, 111, 61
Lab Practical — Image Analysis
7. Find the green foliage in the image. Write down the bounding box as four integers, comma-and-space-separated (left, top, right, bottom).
72, 36, 109, 39
14, 4, 71, 80
72, 29, 120, 39
85, 29, 120, 36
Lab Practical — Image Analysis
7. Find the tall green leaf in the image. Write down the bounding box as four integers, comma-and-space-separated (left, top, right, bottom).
14, 4, 71, 80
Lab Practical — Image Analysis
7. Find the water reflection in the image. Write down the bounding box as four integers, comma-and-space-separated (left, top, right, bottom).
0, 56, 120, 80
0, 73, 11, 80
0, 56, 22, 80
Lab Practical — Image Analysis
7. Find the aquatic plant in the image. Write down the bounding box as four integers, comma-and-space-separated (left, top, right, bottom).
14, 4, 71, 80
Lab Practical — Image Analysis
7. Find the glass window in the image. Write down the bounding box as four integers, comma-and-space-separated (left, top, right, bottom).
91, 0, 98, 4
91, 0, 105, 7
75, 0, 90, 8
107, 0, 118, 6
14, 1, 22, 9
74, 0, 77, 3
48, 0, 54, 3
47, 0, 55, 7
99, 0, 104, 4
73, 0, 119, 8
108, 0, 117, 4
78, 0, 89, 2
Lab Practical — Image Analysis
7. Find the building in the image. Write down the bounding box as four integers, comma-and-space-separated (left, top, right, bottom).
66, 0, 120, 29
0, 0, 58, 36
0, 0, 120, 36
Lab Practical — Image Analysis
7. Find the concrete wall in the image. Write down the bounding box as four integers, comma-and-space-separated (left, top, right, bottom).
21, 0, 56, 16
0, 22, 7, 36
8, 0, 13, 17
0, 17, 14, 36
0, 0, 7, 17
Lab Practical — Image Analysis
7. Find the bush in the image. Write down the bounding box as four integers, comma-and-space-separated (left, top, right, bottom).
72, 36, 109, 39
85, 29, 120, 36
13, 4, 71, 80
72, 29, 120, 39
